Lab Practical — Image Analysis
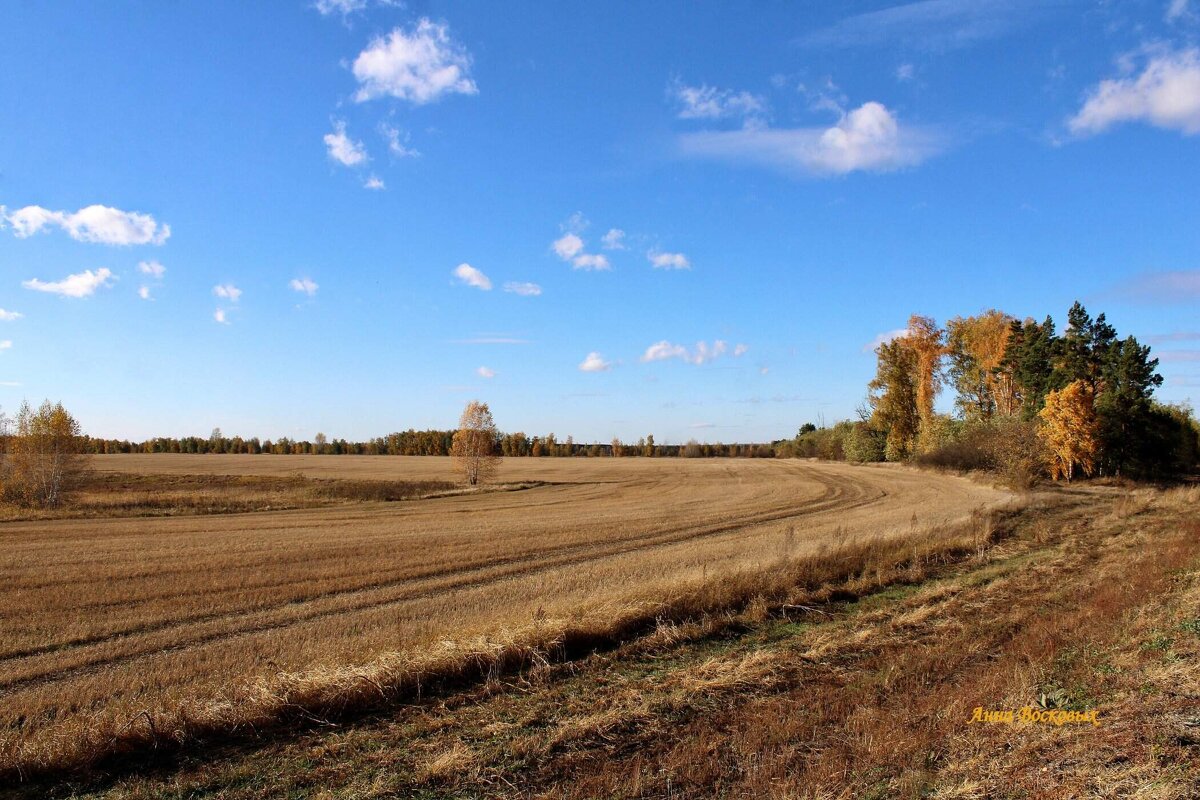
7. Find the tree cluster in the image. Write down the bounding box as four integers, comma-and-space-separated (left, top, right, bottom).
854, 302, 1197, 481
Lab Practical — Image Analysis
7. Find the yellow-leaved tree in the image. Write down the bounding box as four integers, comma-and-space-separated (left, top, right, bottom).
1037, 380, 1099, 482
1, 400, 91, 507
450, 400, 501, 486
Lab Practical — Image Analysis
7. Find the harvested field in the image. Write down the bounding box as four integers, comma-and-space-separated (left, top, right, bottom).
0, 456, 1009, 781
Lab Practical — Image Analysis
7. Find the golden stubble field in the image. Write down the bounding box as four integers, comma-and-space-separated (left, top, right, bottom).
0, 455, 1010, 775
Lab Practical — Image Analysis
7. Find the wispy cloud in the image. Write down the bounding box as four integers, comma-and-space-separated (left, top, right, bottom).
364, 175, 385, 190
1069, 47, 1200, 136
670, 79, 766, 122
1110, 269, 1200, 303
314, 0, 365, 16
23, 268, 115, 298
1159, 350, 1200, 362
477, 366, 496, 378
290, 277, 319, 296
0, 341, 12, 352
503, 281, 542, 296
352, 19, 477, 104
0, 309, 23, 321
213, 284, 242, 302
325, 120, 368, 166
452, 263, 492, 290
579, 352, 613, 372
4, 204, 169, 245
138, 286, 152, 301
679, 102, 942, 176
799, 0, 1070, 51
380, 123, 420, 157
1166, 0, 1194, 24
1147, 331, 1200, 343
214, 308, 230, 325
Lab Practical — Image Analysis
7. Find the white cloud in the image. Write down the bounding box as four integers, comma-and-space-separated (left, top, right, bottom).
0, 309, 22, 321
4, 204, 169, 245
138, 260, 166, 278
641, 339, 731, 365
325, 121, 368, 166
601, 228, 626, 250
364, 175, 385, 190
679, 101, 941, 176
290, 277, 319, 296
503, 281, 542, 296
138, 286, 152, 301
579, 352, 612, 372
896, 63, 916, 81
734, 343, 749, 356
23, 267, 115, 298
648, 250, 690, 270
553, 233, 584, 260
642, 341, 688, 362
671, 80, 766, 121
380, 123, 420, 157
572, 253, 610, 271
864, 328, 910, 352
453, 263, 492, 290
352, 19, 478, 104
1069, 48, 1200, 136
213, 284, 242, 302
477, 366, 496, 378
214, 308, 229, 325
0, 340, 11, 351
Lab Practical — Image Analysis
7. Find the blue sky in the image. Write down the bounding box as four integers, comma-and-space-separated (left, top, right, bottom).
1, 0, 1198, 443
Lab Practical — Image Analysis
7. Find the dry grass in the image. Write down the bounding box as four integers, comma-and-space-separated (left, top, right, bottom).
0, 456, 1010, 783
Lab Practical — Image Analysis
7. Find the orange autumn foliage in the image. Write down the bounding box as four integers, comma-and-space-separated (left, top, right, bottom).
1037, 380, 1099, 482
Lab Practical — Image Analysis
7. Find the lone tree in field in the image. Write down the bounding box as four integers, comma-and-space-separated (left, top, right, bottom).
451, 400, 501, 486
1, 400, 91, 507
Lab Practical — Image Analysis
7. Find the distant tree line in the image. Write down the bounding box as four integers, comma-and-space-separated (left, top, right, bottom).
777, 302, 1199, 485
84, 428, 775, 459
